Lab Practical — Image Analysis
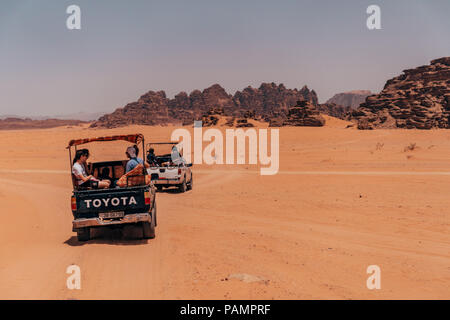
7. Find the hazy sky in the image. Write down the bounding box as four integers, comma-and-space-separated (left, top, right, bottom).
0, 0, 449, 117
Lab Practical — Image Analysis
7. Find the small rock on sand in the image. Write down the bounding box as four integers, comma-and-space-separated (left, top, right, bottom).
227, 273, 267, 283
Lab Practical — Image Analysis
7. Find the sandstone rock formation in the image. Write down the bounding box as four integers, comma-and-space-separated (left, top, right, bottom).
352, 57, 450, 129
233, 83, 318, 122
326, 90, 372, 109
200, 107, 255, 127
270, 101, 325, 127
91, 83, 318, 128
235, 119, 254, 128
201, 107, 224, 127
317, 103, 352, 120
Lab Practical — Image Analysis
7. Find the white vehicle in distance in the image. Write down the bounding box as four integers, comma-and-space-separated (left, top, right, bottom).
146, 142, 193, 193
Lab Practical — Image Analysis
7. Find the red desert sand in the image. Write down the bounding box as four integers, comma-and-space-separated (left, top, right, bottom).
0, 117, 448, 299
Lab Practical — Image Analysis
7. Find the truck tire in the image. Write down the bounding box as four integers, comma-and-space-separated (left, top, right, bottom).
187, 175, 193, 191
142, 204, 156, 239
178, 179, 187, 193
77, 228, 90, 241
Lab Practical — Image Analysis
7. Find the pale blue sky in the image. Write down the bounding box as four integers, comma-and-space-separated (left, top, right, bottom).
0, 0, 449, 116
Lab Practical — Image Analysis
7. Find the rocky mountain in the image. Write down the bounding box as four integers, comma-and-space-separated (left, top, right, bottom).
52, 112, 105, 121
326, 90, 372, 109
352, 57, 450, 129
90, 83, 319, 128
0, 112, 104, 122
0, 118, 86, 130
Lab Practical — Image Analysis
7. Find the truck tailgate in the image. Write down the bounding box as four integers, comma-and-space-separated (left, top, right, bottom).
74, 187, 149, 215
148, 167, 180, 180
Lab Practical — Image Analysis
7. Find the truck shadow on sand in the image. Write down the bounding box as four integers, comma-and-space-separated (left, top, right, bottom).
64, 226, 150, 246
156, 189, 180, 194
156, 187, 192, 194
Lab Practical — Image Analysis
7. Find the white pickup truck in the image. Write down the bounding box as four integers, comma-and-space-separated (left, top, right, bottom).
146, 143, 193, 193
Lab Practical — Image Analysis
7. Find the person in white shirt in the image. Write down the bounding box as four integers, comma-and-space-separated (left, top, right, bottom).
72, 149, 110, 189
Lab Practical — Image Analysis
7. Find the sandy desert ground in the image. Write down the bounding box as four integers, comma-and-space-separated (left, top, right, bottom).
0, 117, 449, 299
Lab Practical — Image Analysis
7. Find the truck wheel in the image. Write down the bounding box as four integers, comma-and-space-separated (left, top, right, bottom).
178, 179, 187, 193
143, 205, 156, 239
76, 228, 90, 241
187, 175, 193, 191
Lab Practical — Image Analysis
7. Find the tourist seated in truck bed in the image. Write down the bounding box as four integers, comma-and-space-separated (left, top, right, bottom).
147, 148, 157, 166
72, 149, 110, 189
99, 167, 112, 181
99, 167, 118, 188
125, 145, 150, 173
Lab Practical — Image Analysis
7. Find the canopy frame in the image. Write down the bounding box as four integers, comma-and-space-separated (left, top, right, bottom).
67, 134, 145, 172
67, 134, 144, 149
146, 141, 182, 157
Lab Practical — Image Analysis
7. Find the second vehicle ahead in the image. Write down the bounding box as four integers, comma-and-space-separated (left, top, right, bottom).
146, 142, 193, 193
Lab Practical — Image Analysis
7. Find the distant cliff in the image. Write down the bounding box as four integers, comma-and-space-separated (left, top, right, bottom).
90, 83, 320, 128
326, 90, 372, 109
0, 118, 85, 130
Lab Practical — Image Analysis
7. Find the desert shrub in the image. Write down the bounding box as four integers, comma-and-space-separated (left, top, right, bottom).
375, 142, 384, 150
404, 143, 417, 152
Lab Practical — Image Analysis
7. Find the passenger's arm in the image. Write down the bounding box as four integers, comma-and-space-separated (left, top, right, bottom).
125, 161, 132, 173
74, 173, 92, 182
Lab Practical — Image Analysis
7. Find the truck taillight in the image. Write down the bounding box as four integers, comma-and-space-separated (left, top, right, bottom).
71, 196, 77, 211
144, 191, 151, 205
178, 168, 181, 175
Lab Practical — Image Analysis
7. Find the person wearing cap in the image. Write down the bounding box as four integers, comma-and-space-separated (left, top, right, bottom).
125, 146, 144, 173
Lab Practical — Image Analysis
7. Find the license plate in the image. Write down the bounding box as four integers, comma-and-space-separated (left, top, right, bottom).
99, 211, 124, 219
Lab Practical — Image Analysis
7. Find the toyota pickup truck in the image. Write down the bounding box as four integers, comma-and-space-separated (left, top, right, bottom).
68, 134, 157, 241
146, 142, 193, 193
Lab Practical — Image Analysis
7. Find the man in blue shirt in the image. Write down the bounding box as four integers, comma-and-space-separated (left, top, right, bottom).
125, 146, 143, 173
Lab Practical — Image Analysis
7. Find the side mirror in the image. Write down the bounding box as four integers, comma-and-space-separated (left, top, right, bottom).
186, 163, 193, 167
